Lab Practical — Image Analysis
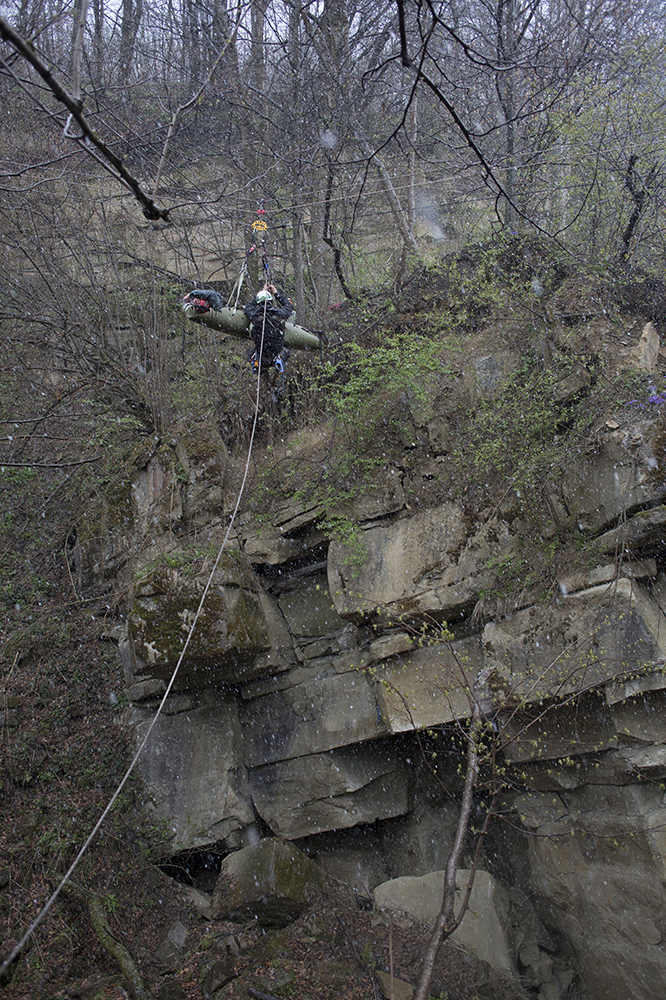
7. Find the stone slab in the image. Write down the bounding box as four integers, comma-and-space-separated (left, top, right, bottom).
606, 666, 666, 704
374, 635, 483, 734
499, 690, 617, 763
375, 970, 414, 1000
560, 420, 665, 535
134, 701, 254, 849
596, 505, 666, 556
515, 784, 666, 1000
328, 504, 467, 621
482, 579, 666, 706
278, 573, 347, 637
558, 559, 656, 595
248, 741, 409, 839
611, 688, 666, 744
240, 669, 386, 767
374, 869, 514, 974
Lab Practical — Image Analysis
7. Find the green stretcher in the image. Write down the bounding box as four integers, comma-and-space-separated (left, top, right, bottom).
183, 296, 325, 351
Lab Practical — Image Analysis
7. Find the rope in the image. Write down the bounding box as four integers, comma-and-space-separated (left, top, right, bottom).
227, 257, 250, 311
256, 294, 269, 373
0, 332, 268, 979
227, 203, 270, 313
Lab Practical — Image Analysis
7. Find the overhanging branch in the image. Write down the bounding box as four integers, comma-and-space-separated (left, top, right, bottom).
0, 16, 170, 221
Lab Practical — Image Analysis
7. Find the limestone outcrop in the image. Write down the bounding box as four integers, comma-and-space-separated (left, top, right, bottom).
82, 290, 666, 1000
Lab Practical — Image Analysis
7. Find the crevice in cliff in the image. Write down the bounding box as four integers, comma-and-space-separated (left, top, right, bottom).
158, 846, 226, 892
593, 496, 666, 539
255, 544, 330, 594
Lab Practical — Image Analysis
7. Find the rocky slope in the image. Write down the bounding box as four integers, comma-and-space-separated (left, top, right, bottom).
5, 241, 666, 1000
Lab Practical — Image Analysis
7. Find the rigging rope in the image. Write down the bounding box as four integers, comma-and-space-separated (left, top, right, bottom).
0, 293, 271, 981
226, 201, 271, 312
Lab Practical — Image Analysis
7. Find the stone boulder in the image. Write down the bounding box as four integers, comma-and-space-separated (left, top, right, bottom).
239, 499, 326, 565
596, 504, 666, 557
482, 578, 666, 712
239, 667, 386, 767
130, 698, 254, 850
516, 784, 666, 1000
210, 839, 330, 925
374, 635, 483, 734
374, 869, 515, 975
247, 740, 410, 840
175, 423, 228, 525
630, 321, 660, 371
557, 414, 666, 534
471, 350, 523, 398
329, 505, 520, 624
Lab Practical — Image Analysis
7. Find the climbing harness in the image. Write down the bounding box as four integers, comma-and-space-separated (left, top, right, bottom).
249, 349, 286, 378
251, 289, 289, 384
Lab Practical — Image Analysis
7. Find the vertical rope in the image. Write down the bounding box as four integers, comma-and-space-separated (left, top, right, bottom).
0, 314, 270, 978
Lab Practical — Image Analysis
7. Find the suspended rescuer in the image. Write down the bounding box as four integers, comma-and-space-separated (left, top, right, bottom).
245, 283, 294, 375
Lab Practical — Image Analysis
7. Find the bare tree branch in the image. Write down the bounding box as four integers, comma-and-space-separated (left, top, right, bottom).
0, 458, 102, 468
413, 702, 484, 1000
0, 15, 170, 221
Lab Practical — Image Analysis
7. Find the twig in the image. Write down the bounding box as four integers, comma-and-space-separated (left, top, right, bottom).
64, 535, 81, 603
0, 458, 102, 468
337, 915, 383, 1000
413, 702, 483, 1000
152, 21, 240, 199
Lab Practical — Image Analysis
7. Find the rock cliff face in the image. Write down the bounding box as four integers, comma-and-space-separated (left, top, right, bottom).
77, 261, 666, 1000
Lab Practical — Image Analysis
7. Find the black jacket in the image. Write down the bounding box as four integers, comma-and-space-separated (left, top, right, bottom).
244, 289, 294, 364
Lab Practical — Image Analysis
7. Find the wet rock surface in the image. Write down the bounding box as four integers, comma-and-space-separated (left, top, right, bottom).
74, 272, 666, 1000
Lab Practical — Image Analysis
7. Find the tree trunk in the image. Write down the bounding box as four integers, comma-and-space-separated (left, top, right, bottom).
359, 139, 420, 257
288, 0, 306, 316
118, 0, 143, 86
397, 94, 418, 286
250, 0, 267, 94
91, 0, 105, 87
413, 704, 483, 1000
